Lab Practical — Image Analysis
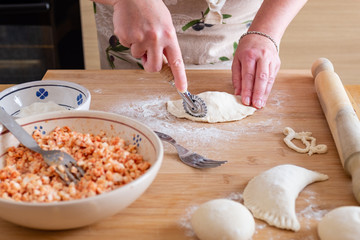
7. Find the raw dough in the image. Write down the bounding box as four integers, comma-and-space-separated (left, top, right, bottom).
243, 164, 329, 231
167, 91, 256, 123
191, 199, 255, 240
318, 206, 360, 240
283, 127, 328, 156
18, 101, 66, 118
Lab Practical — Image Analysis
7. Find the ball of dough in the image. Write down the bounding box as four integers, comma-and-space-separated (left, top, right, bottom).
318, 206, 360, 240
190, 199, 255, 240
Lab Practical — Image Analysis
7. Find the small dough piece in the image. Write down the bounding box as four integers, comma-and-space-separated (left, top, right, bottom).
318, 206, 360, 240
18, 101, 66, 118
191, 199, 255, 240
243, 164, 329, 231
167, 91, 256, 123
283, 127, 328, 156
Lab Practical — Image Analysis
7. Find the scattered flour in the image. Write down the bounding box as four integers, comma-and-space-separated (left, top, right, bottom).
254, 189, 328, 239
178, 205, 198, 237
297, 190, 329, 230
226, 192, 244, 202
109, 92, 286, 149
300, 204, 328, 221
93, 88, 103, 94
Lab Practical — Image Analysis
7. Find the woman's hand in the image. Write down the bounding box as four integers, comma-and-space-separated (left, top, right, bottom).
231, 0, 307, 109
231, 33, 280, 109
112, 0, 187, 92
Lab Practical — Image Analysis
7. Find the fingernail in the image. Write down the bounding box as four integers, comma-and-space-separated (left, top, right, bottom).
177, 84, 187, 93
244, 97, 250, 106
178, 88, 186, 93
254, 100, 263, 108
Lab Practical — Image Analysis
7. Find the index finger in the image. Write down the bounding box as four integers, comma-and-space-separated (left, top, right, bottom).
164, 46, 187, 93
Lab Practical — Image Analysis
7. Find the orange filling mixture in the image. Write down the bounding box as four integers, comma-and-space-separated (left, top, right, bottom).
0, 126, 151, 202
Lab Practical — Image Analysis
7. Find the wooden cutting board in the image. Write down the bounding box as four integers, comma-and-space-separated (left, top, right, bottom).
0, 69, 358, 240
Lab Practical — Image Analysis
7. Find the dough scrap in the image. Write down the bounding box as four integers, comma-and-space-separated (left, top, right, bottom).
318, 206, 360, 240
191, 199, 255, 240
283, 127, 328, 156
167, 91, 256, 123
243, 164, 329, 231
18, 101, 66, 118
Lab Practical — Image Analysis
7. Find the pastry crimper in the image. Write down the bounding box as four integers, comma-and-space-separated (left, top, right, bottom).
160, 58, 207, 118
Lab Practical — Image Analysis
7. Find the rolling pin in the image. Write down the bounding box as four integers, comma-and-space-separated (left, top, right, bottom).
312, 58, 360, 204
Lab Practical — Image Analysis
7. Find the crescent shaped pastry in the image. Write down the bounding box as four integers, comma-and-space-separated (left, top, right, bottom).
243, 164, 329, 231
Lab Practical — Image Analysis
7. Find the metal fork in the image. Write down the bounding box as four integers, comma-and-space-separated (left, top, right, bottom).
0, 107, 84, 185
154, 131, 227, 169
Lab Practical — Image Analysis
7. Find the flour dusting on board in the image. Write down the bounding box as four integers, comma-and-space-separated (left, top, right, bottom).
227, 192, 244, 202
109, 92, 286, 147
297, 190, 329, 230
178, 205, 198, 237
93, 88, 103, 94
254, 189, 327, 239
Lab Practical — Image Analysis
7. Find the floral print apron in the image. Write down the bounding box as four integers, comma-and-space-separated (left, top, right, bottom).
94, 0, 263, 69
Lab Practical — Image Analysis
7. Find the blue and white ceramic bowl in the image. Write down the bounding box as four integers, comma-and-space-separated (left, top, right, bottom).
0, 80, 91, 116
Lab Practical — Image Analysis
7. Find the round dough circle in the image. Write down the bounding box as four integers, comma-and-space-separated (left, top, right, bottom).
167, 91, 256, 123
318, 206, 360, 240
190, 199, 255, 240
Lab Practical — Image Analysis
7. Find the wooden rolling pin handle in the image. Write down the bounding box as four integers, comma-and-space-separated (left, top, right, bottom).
347, 158, 360, 202
312, 57, 360, 203
311, 57, 334, 78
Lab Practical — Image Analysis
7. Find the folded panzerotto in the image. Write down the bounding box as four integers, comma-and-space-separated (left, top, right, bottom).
243, 164, 328, 231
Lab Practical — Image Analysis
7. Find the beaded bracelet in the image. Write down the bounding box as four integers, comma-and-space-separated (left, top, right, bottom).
239, 31, 279, 53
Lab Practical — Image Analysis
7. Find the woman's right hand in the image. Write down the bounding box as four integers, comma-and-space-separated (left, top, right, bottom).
112, 0, 188, 92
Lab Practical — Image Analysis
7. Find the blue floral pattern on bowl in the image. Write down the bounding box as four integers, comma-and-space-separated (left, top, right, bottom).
34, 88, 84, 106
34, 125, 46, 135
133, 134, 142, 147
77, 94, 83, 105
36, 88, 49, 100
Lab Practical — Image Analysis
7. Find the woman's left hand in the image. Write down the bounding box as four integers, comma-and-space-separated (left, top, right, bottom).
231, 33, 281, 109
